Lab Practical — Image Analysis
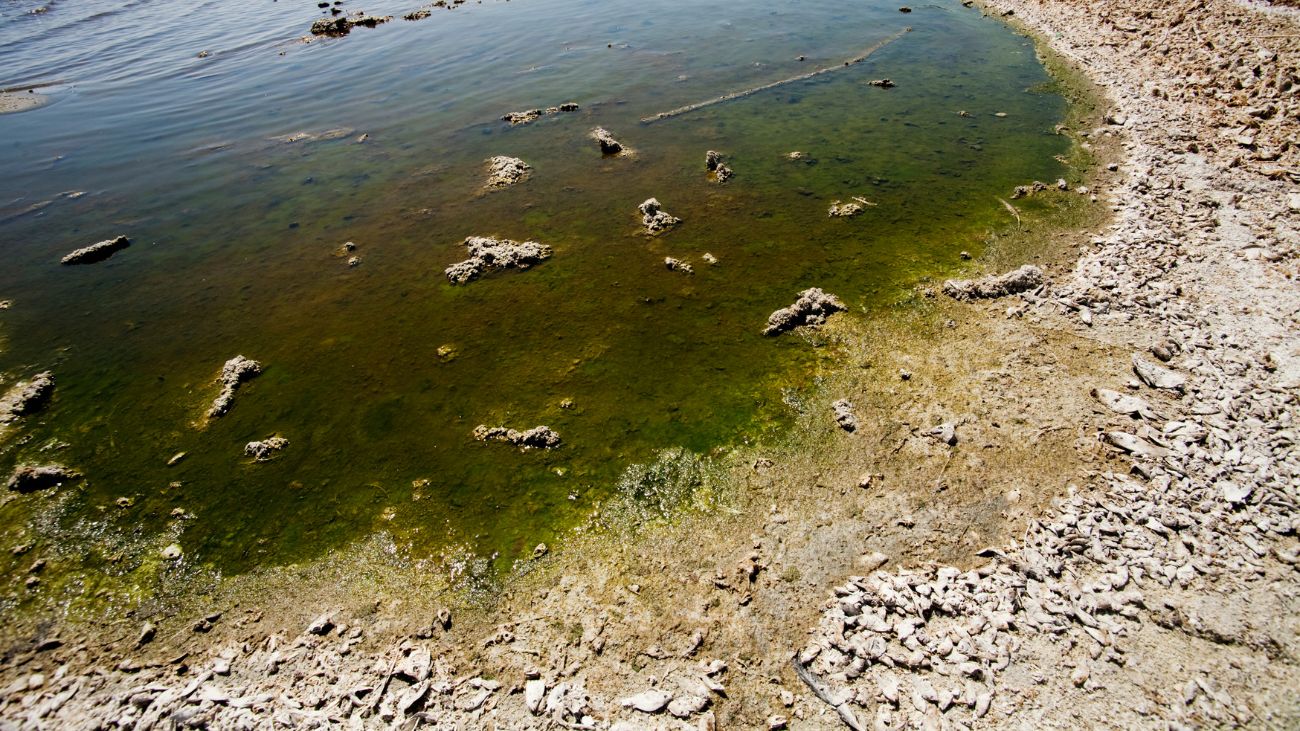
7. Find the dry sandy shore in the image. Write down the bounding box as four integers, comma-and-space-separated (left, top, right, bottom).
2, 0, 1298, 728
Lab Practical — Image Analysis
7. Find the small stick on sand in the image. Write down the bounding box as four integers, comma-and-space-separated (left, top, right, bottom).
641, 27, 912, 124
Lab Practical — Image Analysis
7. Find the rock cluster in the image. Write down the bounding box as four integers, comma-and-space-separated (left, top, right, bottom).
637, 198, 680, 234
763, 288, 847, 336
941, 264, 1043, 300
60, 235, 129, 265
473, 424, 561, 449
484, 156, 531, 188
0, 371, 53, 423
705, 150, 733, 182
244, 436, 289, 462
207, 356, 262, 419
444, 235, 552, 284
664, 257, 694, 275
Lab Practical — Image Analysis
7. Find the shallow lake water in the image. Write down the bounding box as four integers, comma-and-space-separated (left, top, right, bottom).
0, 0, 1069, 602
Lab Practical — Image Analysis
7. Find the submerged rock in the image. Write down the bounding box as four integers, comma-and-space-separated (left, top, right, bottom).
0, 371, 54, 422
639, 198, 681, 234
664, 257, 694, 275
592, 127, 625, 155
475, 424, 559, 449
828, 201, 863, 217
485, 156, 531, 188
941, 264, 1043, 300
207, 356, 262, 419
7, 464, 80, 493
60, 235, 130, 265
705, 150, 733, 182
310, 14, 391, 36
445, 236, 552, 284
832, 399, 857, 432
245, 435, 289, 462
763, 288, 846, 336
501, 103, 578, 126
473, 424, 561, 449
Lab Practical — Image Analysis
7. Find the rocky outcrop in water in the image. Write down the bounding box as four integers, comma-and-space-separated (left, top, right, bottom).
445, 236, 552, 284
245, 435, 289, 462
7, 464, 80, 493
664, 257, 693, 275
0, 371, 53, 422
309, 14, 391, 36
473, 425, 561, 449
763, 288, 846, 336
828, 201, 863, 217
60, 236, 129, 265
705, 150, 733, 182
592, 127, 625, 155
502, 103, 579, 125
638, 198, 680, 234
485, 156, 531, 188
207, 356, 262, 419
941, 264, 1043, 300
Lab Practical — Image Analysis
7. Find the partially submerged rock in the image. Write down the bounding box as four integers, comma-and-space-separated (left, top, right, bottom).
502, 103, 578, 126
0, 371, 53, 422
828, 201, 863, 217
60, 236, 129, 265
207, 356, 262, 419
473, 425, 561, 449
868, 78, 895, 88
1011, 180, 1049, 199
485, 156, 531, 188
270, 128, 355, 144
7, 464, 80, 493
639, 198, 680, 234
664, 257, 694, 275
245, 435, 289, 462
310, 14, 391, 36
763, 288, 846, 336
705, 150, 733, 182
832, 399, 857, 432
591, 127, 625, 155
941, 264, 1043, 300
445, 236, 552, 284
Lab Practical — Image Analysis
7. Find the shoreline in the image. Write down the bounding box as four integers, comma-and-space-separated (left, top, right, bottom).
1, 0, 1297, 728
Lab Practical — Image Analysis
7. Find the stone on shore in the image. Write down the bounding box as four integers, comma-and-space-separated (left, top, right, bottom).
942, 264, 1043, 300
832, 399, 857, 432
60, 236, 130, 265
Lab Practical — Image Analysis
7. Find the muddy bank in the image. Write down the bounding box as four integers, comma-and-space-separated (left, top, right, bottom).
0, 0, 1297, 728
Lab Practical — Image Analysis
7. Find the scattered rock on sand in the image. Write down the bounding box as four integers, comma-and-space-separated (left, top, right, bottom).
0, 371, 54, 422
1132, 354, 1186, 391
485, 156, 531, 188
621, 689, 673, 713
591, 127, 625, 155
445, 236, 552, 284
244, 435, 289, 462
828, 201, 863, 217
207, 356, 262, 419
639, 198, 681, 233
473, 425, 561, 449
928, 421, 957, 445
832, 399, 857, 432
705, 150, 733, 182
7, 464, 80, 493
60, 235, 129, 265
763, 288, 846, 336
941, 264, 1043, 300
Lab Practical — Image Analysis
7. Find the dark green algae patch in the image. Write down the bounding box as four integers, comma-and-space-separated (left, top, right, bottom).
0, 0, 1087, 616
